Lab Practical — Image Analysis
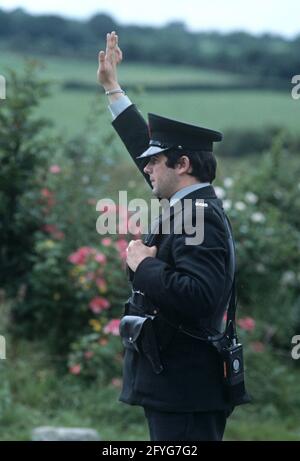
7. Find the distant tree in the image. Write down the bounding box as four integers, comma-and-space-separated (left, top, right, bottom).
29, 15, 67, 39
88, 13, 117, 37
2, 8, 300, 79
62, 20, 92, 49
0, 9, 12, 36
8, 7, 30, 35
165, 20, 187, 32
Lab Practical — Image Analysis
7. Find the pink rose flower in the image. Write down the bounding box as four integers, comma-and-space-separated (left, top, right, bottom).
68, 246, 94, 265
42, 224, 65, 240
237, 316, 256, 332
104, 319, 121, 336
101, 237, 112, 247
69, 364, 81, 375
94, 252, 107, 264
49, 165, 61, 174
115, 239, 128, 251
89, 296, 110, 314
115, 239, 128, 261
41, 188, 52, 198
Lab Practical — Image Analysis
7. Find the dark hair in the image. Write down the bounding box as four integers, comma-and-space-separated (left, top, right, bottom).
164, 149, 217, 183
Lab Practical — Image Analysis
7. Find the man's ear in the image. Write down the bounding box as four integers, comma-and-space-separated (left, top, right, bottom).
177, 155, 192, 174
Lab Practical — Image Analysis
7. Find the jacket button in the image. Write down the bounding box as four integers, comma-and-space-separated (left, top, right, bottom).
129, 337, 133, 342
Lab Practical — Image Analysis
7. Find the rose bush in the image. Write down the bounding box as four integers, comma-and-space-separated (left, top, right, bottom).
217, 135, 300, 351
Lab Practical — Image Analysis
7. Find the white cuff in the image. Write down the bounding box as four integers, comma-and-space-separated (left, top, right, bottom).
108, 95, 133, 120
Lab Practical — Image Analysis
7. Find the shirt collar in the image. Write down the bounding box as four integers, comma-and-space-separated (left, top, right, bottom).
169, 182, 211, 207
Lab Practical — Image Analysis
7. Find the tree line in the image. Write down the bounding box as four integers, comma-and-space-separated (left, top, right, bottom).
1, 8, 299, 80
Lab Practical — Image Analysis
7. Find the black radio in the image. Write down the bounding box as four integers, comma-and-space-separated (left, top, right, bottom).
220, 341, 250, 405
222, 342, 244, 384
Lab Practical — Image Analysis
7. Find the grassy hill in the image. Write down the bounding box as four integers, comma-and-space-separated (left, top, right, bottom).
1, 50, 300, 139
0, 50, 243, 86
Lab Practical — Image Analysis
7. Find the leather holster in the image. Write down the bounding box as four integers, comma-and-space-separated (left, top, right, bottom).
119, 315, 164, 375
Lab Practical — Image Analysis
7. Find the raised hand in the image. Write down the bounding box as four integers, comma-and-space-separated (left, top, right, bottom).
97, 31, 123, 91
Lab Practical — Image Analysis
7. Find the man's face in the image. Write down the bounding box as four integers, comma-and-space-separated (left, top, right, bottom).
143, 154, 178, 199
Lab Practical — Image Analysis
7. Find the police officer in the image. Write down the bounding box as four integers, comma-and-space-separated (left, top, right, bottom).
98, 31, 235, 441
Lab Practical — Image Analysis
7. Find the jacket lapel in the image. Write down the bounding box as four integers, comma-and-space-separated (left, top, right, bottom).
144, 185, 217, 245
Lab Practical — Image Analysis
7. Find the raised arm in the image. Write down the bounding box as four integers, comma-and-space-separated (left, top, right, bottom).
97, 31, 152, 187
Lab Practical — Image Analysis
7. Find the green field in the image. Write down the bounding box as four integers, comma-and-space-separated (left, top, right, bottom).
32, 88, 300, 140
1, 50, 300, 139
0, 50, 243, 86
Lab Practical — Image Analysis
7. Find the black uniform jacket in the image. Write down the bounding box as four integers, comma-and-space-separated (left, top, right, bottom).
112, 105, 232, 412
